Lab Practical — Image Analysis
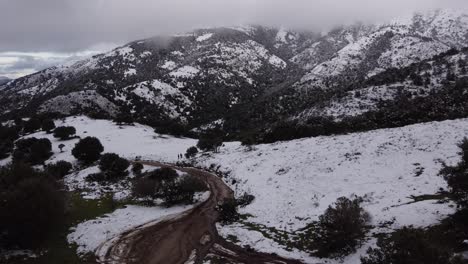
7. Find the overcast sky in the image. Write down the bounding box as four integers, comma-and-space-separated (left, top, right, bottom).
1, 0, 468, 78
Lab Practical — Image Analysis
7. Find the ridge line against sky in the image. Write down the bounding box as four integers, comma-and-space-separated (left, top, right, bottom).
1, 0, 468, 79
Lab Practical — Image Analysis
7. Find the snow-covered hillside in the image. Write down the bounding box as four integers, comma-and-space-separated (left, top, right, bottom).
1, 9, 466, 136
0, 116, 196, 168
197, 118, 468, 262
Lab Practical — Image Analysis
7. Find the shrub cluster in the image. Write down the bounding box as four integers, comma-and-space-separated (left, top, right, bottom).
361, 227, 464, 264
197, 128, 224, 152
132, 167, 208, 206
97, 153, 130, 180
12, 137, 52, 165
0, 123, 19, 159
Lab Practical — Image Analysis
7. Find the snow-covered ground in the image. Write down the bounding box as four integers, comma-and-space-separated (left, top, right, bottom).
197, 118, 468, 263
1, 115, 196, 166
2, 116, 468, 263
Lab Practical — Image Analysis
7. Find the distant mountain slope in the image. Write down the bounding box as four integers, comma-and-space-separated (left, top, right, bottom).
0, 76, 11, 86
0, 9, 467, 140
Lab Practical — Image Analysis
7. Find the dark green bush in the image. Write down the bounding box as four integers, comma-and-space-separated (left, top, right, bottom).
132, 162, 144, 175
72, 137, 104, 163
0, 124, 19, 159
23, 118, 41, 134
313, 197, 371, 258
217, 198, 239, 224
41, 119, 56, 133
46, 160, 72, 179
185, 146, 198, 158
98, 153, 130, 180
132, 168, 208, 206
0, 163, 65, 248
132, 177, 158, 198
441, 138, 468, 207
53, 126, 76, 140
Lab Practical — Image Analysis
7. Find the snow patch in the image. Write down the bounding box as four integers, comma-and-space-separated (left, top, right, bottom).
196, 33, 214, 42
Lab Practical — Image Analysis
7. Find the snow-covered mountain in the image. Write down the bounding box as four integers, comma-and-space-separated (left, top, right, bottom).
0, 9, 467, 138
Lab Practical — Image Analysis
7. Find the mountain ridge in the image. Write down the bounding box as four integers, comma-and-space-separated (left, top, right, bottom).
0, 9, 467, 141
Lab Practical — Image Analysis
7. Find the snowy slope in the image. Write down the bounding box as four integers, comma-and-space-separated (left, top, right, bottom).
196, 118, 468, 262
0, 116, 197, 167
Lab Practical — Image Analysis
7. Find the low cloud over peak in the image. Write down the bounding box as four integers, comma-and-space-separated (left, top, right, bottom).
1, 0, 467, 78
1, 0, 468, 53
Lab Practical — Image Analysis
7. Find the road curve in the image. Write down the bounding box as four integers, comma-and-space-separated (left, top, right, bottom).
95, 161, 304, 264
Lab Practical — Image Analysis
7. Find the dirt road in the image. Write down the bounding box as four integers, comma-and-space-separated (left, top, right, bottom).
96, 161, 304, 264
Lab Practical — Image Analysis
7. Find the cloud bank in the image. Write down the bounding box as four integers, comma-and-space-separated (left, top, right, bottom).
1, 0, 467, 78
1, 0, 467, 53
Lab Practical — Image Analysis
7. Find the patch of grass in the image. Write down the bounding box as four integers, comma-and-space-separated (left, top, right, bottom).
3, 192, 124, 264
226, 234, 240, 244
236, 219, 297, 251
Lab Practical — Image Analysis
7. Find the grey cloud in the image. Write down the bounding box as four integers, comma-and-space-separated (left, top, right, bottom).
1, 0, 468, 53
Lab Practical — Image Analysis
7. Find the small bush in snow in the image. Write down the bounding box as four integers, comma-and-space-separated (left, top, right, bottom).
197, 127, 224, 152
312, 197, 371, 258
132, 162, 144, 175
46, 160, 73, 179
98, 153, 130, 180
72, 137, 104, 164
185, 146, 198, 158
12, 137, 53, 165
53, 126, 76, 140
218, 198, 240, 224
361, 227, 464, 264
237, 193, 255, 207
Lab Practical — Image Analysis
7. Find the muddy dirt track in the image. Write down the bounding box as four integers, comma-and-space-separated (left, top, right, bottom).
95, 161, 304, 264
